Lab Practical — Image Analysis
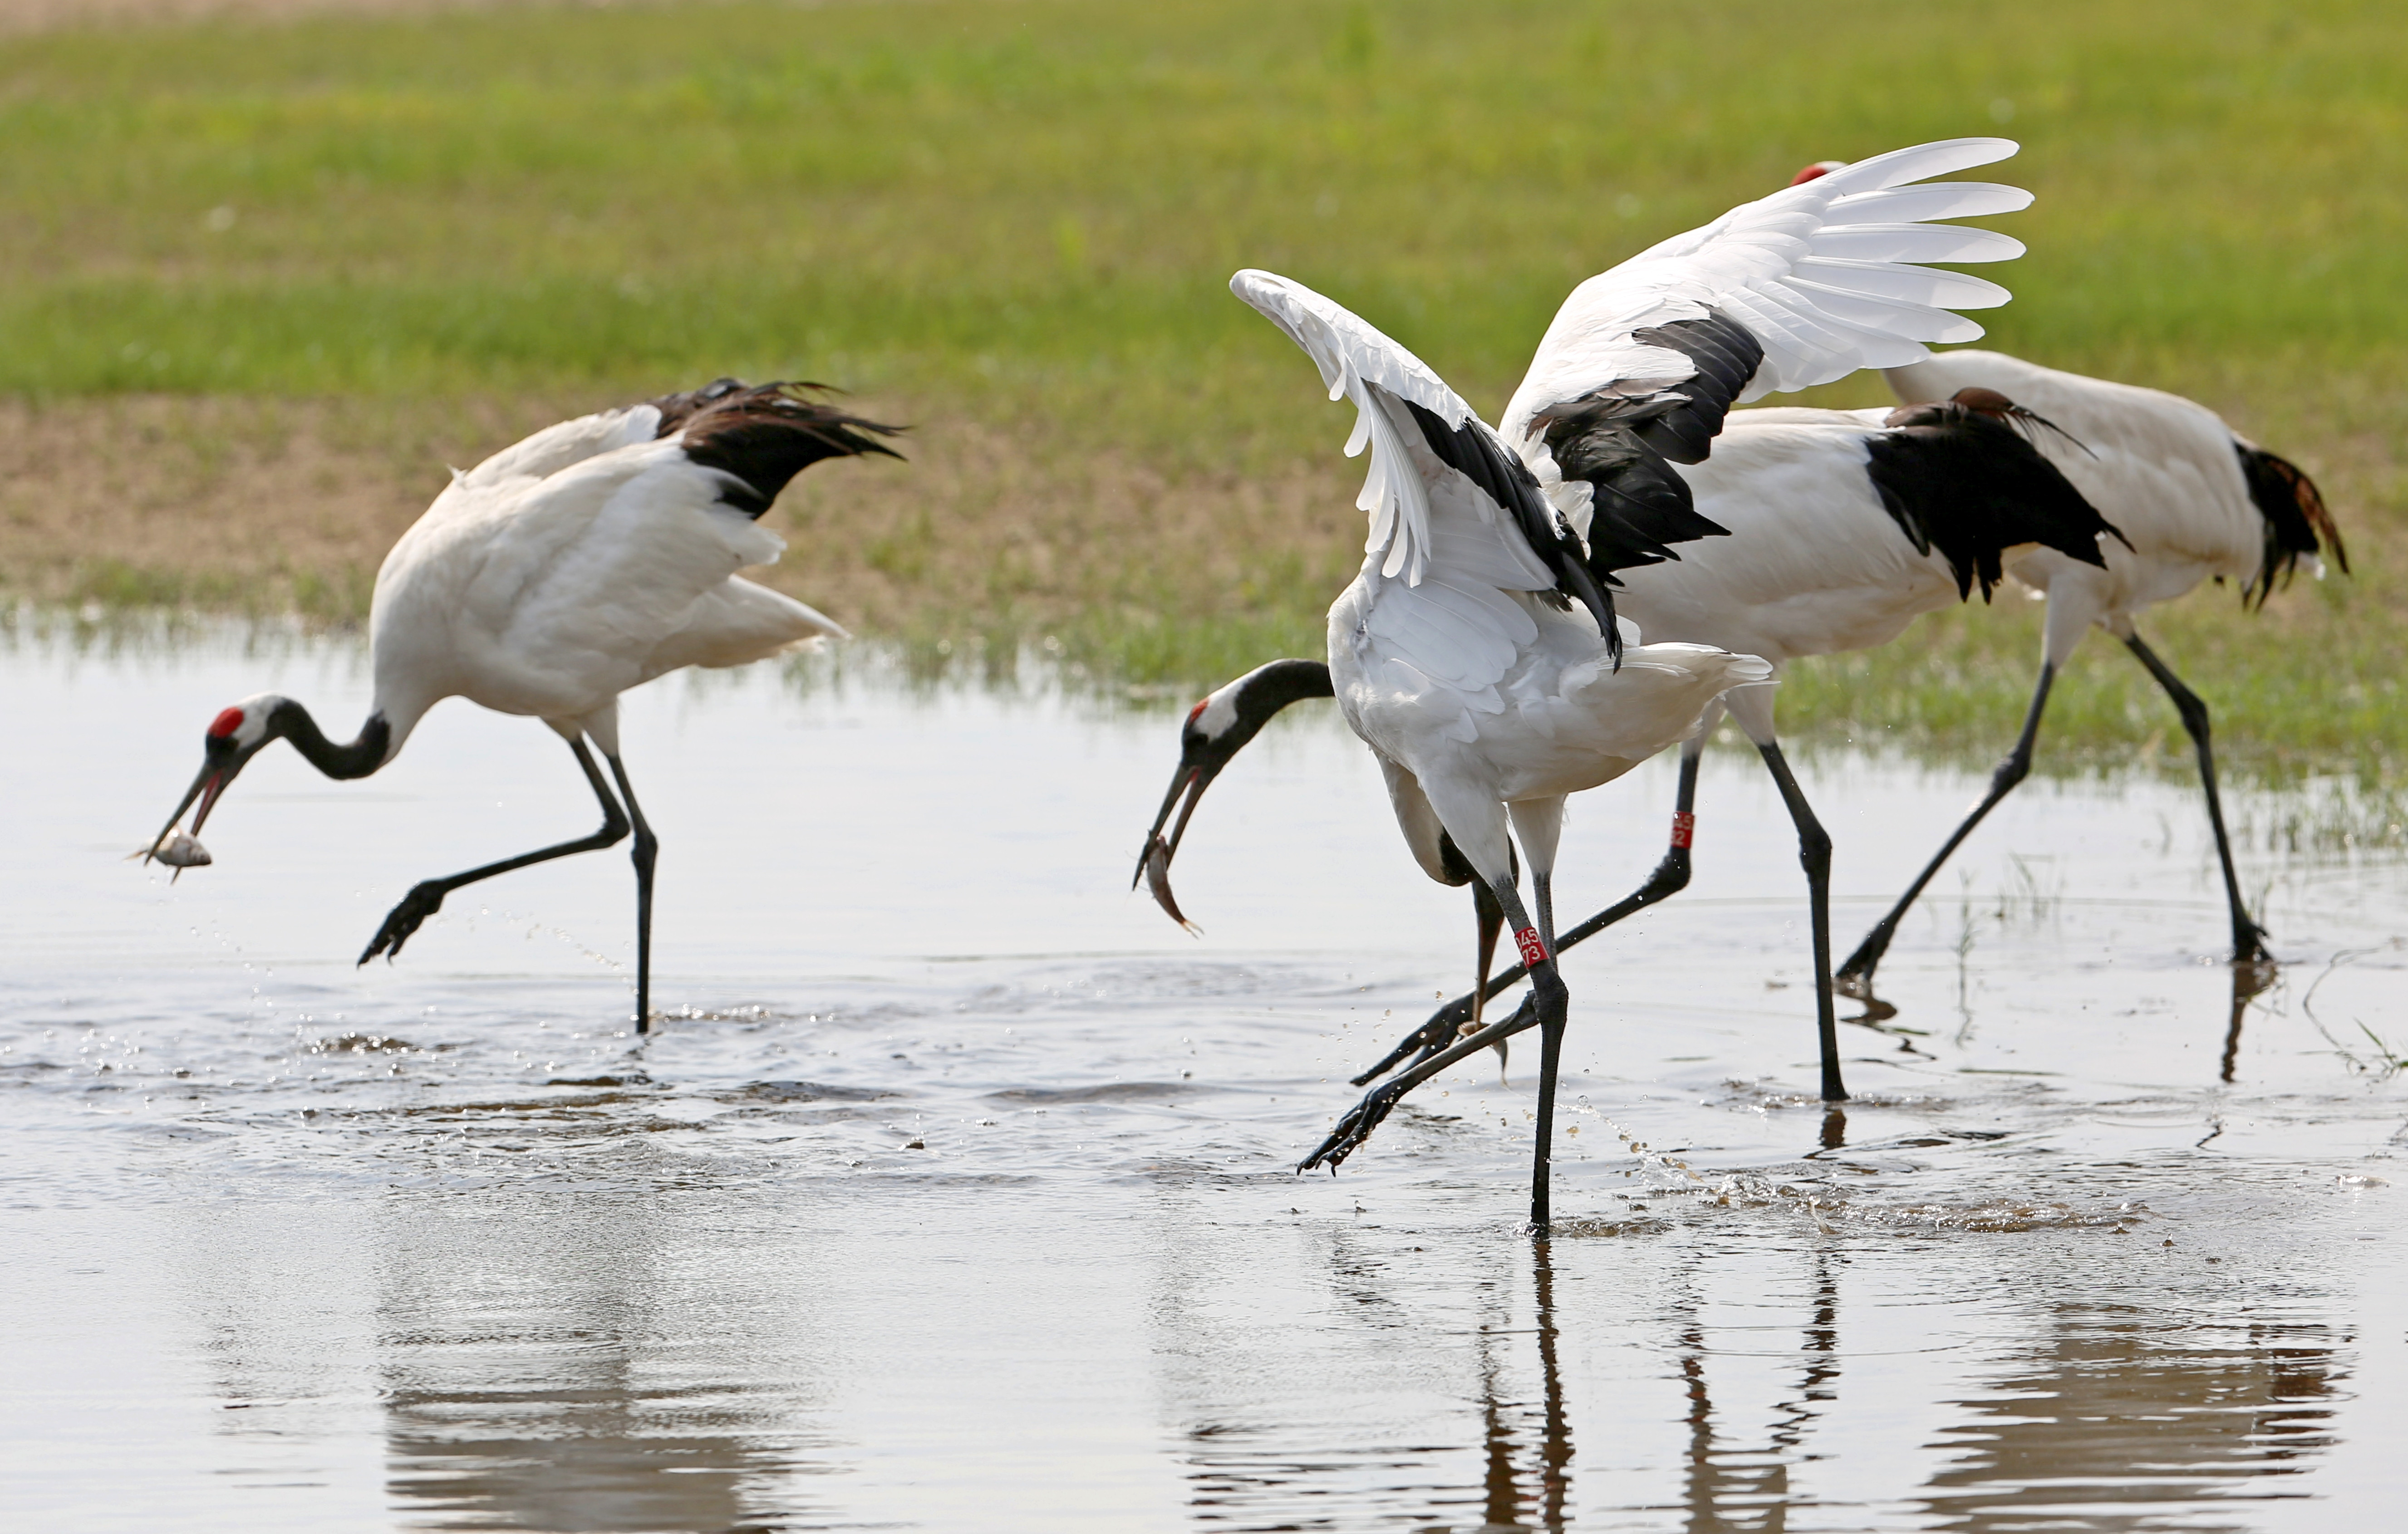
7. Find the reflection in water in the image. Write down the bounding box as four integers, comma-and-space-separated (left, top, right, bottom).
1671, 1250, 1841, 1534
1155, 1204, 2353, 1532
372, 1181, 829, 1533
1531, 1244, 1573, 1528
1922, 1308, 2344, 1532
2221, 959, 2278, 1084
1470, 1243, 1574, 1531
11, 632, 2406, 1531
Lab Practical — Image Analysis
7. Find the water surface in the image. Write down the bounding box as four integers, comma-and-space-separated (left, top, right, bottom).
4, 625, 2403, 1531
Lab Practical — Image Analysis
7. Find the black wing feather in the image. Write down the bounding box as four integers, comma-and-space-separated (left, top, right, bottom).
1401, 397, 1624, 661
648, 380, 905, 519
1864, 400, 2125, 602
1624, 312, 1765, 466
1534, 309, 1756, 596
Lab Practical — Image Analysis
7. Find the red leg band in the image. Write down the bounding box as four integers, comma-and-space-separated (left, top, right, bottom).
1515, 926, 1548, 967
1670, 810, 1695, 849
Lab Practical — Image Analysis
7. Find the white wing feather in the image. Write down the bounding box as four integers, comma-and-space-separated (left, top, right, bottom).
1232, 270, 1513, 590
1502, 138, 2032, 452
455, 404, 663, 493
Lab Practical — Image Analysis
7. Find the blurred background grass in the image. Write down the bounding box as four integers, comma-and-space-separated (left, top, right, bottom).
0, 0, 2400, 779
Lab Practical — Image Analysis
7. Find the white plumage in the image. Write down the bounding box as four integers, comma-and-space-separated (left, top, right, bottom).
374, 402, 846, 748
1623, 407, 1974, 660
1179, 393, 2115, 1099
146, 381, 900, 1034
1503, 138, 2028, 509
1884, 350, 2315, 646
1835, 350, 2345, 993
1229, 137, 2043, 1217
1235, 268, 1765, 911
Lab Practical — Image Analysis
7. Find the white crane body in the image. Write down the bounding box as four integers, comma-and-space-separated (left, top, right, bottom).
1199, 138, 2059, 1214
1886, 351, 2301, 655
1836, 348, 2346, 993
1616, 408, 1970, 664
148, 379, 900, 1033
370, 405, 844, 756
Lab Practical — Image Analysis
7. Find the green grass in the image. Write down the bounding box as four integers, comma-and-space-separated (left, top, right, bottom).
0, 0, 2403, 779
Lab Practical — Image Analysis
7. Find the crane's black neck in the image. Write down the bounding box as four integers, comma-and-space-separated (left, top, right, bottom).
268, 699, 391, 780
1186, 659, 1333, 773
1236, 658, 1335, 718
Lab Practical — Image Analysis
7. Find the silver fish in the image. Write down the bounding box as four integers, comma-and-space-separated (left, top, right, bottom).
137, 830, 212, 880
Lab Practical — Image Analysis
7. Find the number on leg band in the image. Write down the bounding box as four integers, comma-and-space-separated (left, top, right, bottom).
1670, 811, 1695, 849
1516, 926, 1548, 967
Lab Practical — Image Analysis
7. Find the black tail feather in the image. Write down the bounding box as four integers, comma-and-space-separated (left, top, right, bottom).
649, 379, 905, 518
1865, 398, 2125, 603
2236, 441, 2345, 608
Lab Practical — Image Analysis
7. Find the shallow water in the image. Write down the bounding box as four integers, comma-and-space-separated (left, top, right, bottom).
4, 625, 2404, 1532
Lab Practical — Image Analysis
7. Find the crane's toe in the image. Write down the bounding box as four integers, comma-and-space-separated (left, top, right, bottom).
1299, 1079, 1412, 1174
359, 881, 448, 965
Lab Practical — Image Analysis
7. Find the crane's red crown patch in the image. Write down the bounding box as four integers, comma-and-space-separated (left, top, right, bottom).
207, 707, 246, 739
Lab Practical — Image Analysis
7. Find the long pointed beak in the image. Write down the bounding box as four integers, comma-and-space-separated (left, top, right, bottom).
1132, 760, 1220, 931
145, 762, 221, 866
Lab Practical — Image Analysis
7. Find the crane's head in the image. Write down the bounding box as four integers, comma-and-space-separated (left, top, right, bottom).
1789, 160, 1848, 186
1132, 660, 1334, 931
145, 693, 291, 864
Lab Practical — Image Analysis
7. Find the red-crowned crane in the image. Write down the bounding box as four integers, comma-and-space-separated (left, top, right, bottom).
1834, 349, 2345, 999
1141, 388, 2121, 1093
1227, 269, 1767, 1225
144, 380, 903, 1034
1167, 138, 2046, 1224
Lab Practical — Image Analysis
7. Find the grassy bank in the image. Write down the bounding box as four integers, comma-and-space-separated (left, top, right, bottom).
0, 0, 2402, 776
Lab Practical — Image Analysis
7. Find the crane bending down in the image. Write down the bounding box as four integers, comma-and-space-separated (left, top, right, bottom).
1200, 138, 2045, 1223
145, 380, 902, 1034
1833, 350, 2345, 999
1141, 388, 2122, 1088
1229, 268, 1766, 1225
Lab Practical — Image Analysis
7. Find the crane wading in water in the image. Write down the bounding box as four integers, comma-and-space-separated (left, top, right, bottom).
144, 380, 902, 1034
1204, 137, 2048, 1225
1834, 349, 2346, 1001
1140, 387, 2123, 1090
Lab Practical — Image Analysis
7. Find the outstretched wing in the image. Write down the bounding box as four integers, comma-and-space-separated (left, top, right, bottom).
1505, 138, 2032, 573
1231, 269, 1622, 652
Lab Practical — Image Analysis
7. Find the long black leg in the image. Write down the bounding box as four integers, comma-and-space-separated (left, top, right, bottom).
1353, 744, 1702, 1088
359, 738, 630, 972
1837, 662, 2057, 998
1755, 741, 1846, 1103
605, 754, 661, 1034
1308, 883, 1568, 1228
1531, 989, 1567, 1230
2122, 633, 2271, 965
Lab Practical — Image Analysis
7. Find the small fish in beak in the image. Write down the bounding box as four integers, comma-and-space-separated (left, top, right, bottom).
134, 829, 213, 881
1142, 836, 1199, 935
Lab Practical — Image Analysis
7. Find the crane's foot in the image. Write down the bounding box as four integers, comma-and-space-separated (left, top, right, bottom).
1311, 990, 1548, 1171
359, 881, 447, 965
1299, 1077, 1413, 1174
